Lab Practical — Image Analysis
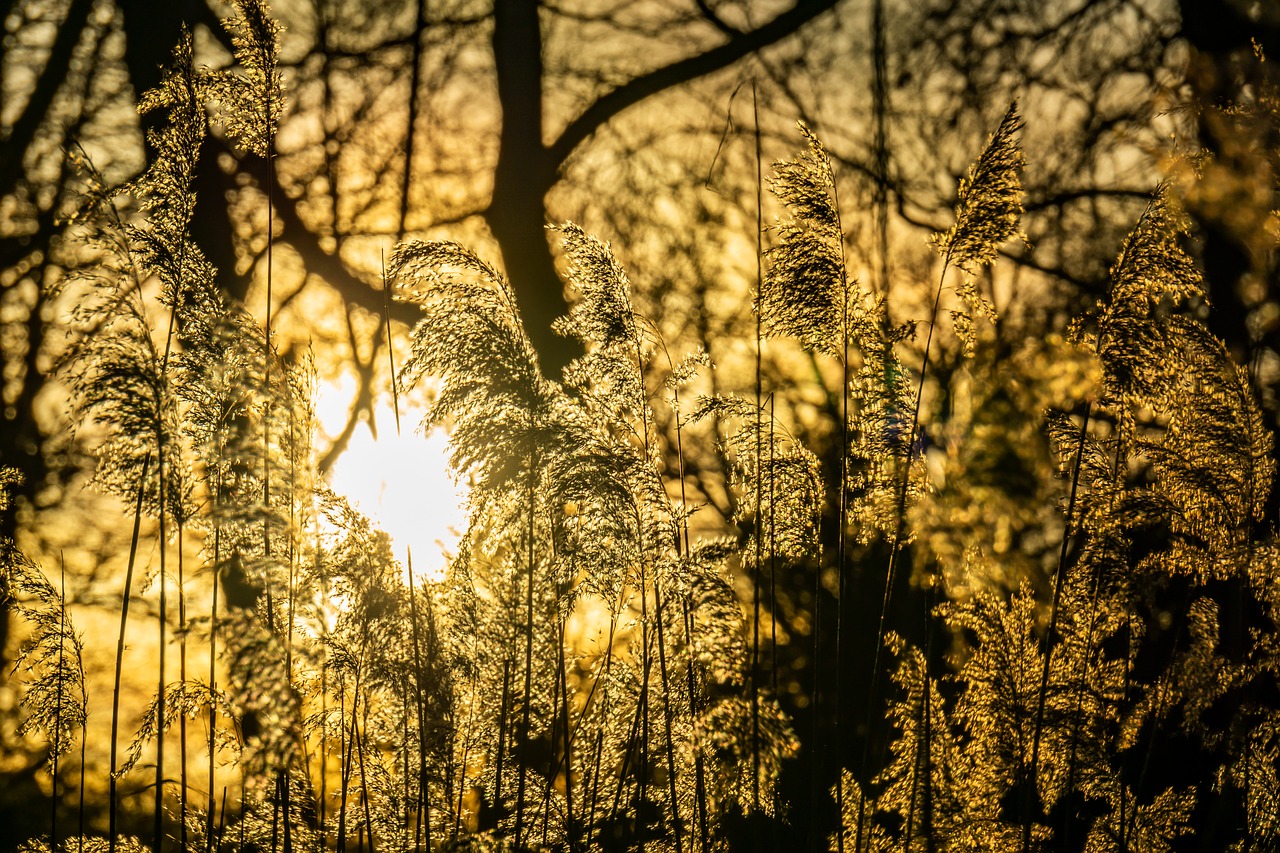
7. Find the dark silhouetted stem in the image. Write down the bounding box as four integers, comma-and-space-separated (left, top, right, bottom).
110, 452, 151, 853
1022, 403, 1092, 851
514, 452, 536, 849
407, 553, 431, 852
178, 527, 188, 853
207, 530, 219, 853
53, 554, 65, 851
751, 75, 764, 821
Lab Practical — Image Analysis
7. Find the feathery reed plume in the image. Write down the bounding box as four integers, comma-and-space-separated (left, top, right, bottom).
877, 102, 1024, 841
394, 239, 559, 844
553, 221, 682, 847
393, 241, 549, 499
1025, 184, 1206, 847
127, 33, 211, 846
759, 119, 854, 842
827, 176, 1263, 851
4, 535, 87, 850
211, 0, 284, 533
761, 118, 920, 846
213, 0, 284, 162
929, 103, 1026, 355
57, 152, 167, 832
760, 123, 846, 357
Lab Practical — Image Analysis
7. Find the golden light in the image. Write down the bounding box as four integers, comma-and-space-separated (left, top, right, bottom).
318, 378, 467, 582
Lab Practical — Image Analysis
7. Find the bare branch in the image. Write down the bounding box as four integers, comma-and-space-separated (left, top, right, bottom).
548, 0, 840, 167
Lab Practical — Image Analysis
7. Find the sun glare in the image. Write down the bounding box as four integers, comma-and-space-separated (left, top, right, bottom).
319, 382, 467, 582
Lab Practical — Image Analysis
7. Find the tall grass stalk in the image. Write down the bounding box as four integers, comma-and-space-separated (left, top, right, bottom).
406, 551, 432, 853
52, 554, 65, 851
154, 488, 167, 853
79, 565, 88, 853
110, 452, 151, 853
336, 680, 349, 853
355, 697, 376, 853
632, 311, 682, 851
1020, 407, 1091, 851
635, 513, 651, 853
452, 666, 476, 840
831, 134, 851, 853
559, 619, 576, 850
855, 104, 1023, 848
382, 253, 426, 847
768, 394, 777, 706
653, 580, 681, 853
585, 602, 618, 849
663, 344, 710, 852
319, 658, 327, 839
282, 396, 299, 853
513, 448, 536, 850
177, 530, 188, 853
494, 657, 511, 828
751, 76, 765, 822
207, 530, 219, 853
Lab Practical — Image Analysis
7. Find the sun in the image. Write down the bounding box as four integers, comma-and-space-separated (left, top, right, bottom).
318, 380, 467, 582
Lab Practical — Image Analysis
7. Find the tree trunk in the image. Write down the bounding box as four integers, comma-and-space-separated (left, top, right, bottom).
487, 0, 575, 377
